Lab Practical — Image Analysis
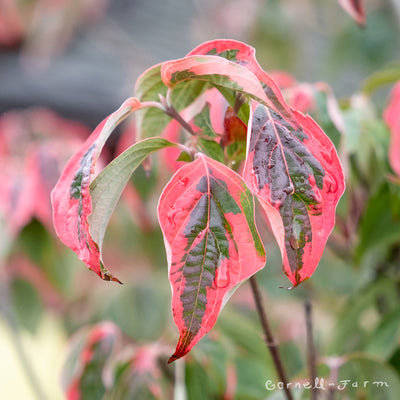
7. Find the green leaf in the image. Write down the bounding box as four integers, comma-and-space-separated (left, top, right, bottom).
357, 182, 400, 260
176, 151, 192, 162
11, 278, 43, 333
193, 103, 218, 138
362, 63, 400, 95
366, 309, 400, 360
338, 353, 400, 400
197, 138, 225, 163
89, 137, 176, 254
134, 64, 208, 138
330, 278, 398, 354
134, 65, 170, 139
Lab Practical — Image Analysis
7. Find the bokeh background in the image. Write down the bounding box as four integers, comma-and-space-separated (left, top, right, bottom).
1, 0, 400, 399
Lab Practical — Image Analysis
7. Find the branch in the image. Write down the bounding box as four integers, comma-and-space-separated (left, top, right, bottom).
305, 299, 318, 400
249, 276, 294, 400
158, 94, 196, 136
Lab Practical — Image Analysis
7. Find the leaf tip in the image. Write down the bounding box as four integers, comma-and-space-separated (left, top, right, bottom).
168, 331, 195, 363
102, 273, 123, 284
279, 285, 294, 290
167, 353, 180, 364
99, 260, 123, 284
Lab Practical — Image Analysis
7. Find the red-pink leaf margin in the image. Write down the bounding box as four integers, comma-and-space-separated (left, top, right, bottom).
338, 0, 366, 27
51, 98, 142, 282
384, 81, 400, 178
160, 54, 269, 108
243, 103, 345, 287
158, 154, 265, 362
187, 39, 298, 125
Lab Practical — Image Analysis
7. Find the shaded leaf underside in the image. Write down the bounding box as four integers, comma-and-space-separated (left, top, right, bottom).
52, 98, 171, 282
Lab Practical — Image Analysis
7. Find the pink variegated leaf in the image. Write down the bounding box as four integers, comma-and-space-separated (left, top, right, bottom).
338, 0, 366, 26
161, 55, 271, 109
63, 322, 119, 400
186, 39, 297, 124
158, 154, 266, 362
51, 98, 143, 282
384, 81, 400, 178
243, 103, 345, 287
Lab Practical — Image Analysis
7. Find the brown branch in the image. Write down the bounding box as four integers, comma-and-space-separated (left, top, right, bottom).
158, 94, 196, 137
305, 299, 318, 400
249, 275, 294, 400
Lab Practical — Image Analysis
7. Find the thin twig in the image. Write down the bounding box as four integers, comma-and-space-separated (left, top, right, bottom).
158, 95, 196, 136
249, 276, 294, 400
305, 299, 318, 400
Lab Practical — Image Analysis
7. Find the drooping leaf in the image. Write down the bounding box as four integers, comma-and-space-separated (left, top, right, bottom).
187, 39, 296, 124
158, 154, 266, 362
337, 0, 366, 27
161, 55, 272, 112
243, 104, 345, 286
384, 81, 400, 178
51, 98, 144, 282
89, 137, 176, 262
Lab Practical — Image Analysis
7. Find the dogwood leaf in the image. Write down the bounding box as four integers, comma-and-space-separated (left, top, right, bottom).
187, 39, 296, 124
89, 137, 176, 255
158, 154, 265, 362
52, 98, 146, 282
243, 104, 345, 286
161, 55, 270, 109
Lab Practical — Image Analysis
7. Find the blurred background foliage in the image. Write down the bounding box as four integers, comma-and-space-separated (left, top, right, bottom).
1, 0, 400, 399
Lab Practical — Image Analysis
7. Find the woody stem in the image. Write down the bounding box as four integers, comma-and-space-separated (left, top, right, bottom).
249, 275, 294, 400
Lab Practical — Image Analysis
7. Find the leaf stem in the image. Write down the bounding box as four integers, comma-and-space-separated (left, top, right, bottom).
249, 276, 294, 400
158, 94, 196, 136
305, 299, 318, 400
